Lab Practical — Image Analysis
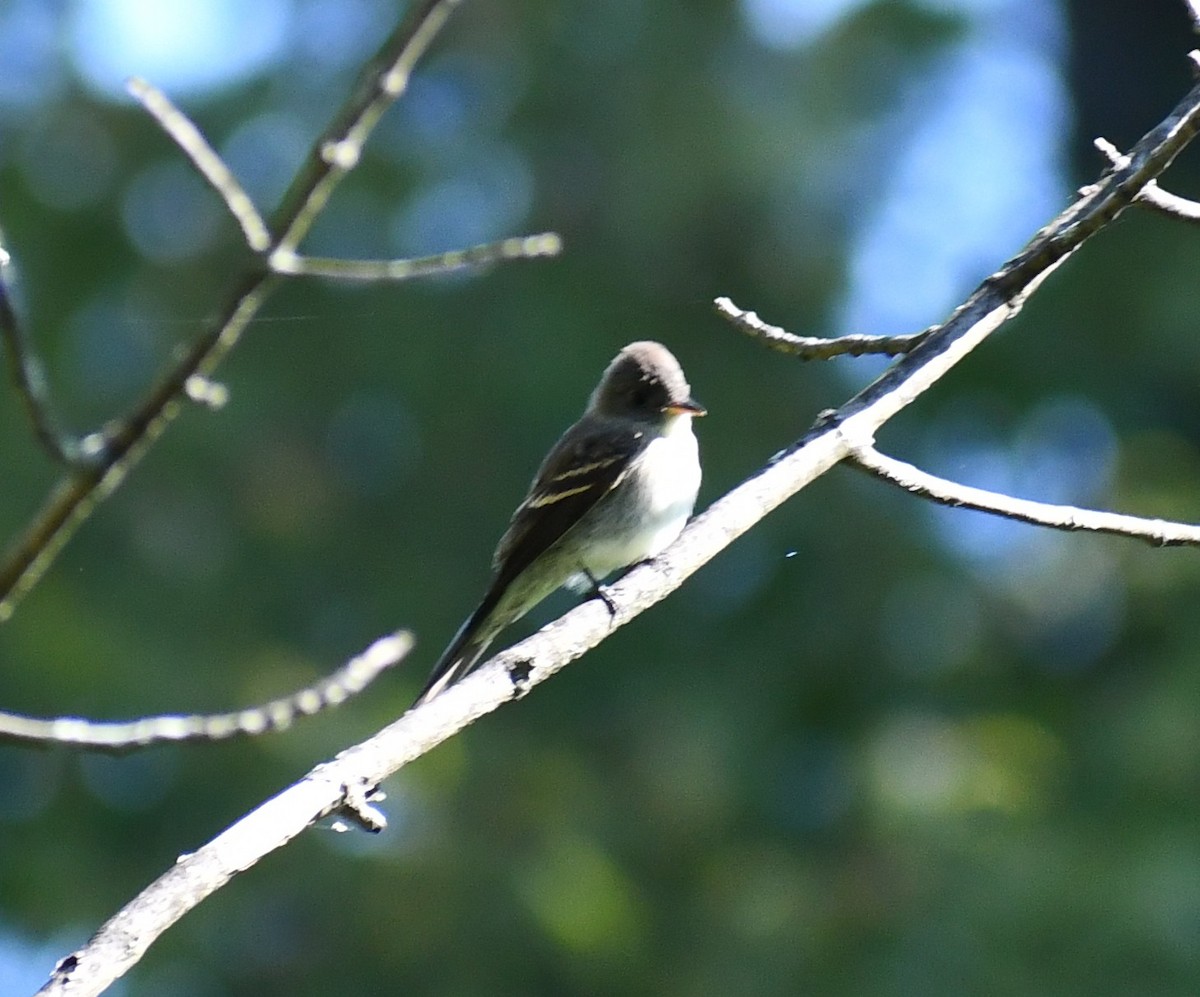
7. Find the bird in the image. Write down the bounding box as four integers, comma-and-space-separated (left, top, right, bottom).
413, 340, 705, 705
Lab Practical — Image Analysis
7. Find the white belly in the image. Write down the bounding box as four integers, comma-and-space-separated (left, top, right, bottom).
574, 413, 700, 580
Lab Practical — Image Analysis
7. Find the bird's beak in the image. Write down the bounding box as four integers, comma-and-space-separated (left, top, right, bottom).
665, 398, 707, 417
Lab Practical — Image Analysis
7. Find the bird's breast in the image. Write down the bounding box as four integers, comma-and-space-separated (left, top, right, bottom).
576, 416, 701, 578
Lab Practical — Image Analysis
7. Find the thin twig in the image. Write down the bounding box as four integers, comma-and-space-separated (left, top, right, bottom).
1094, 136, 1200, 222
38, 55, 1200, 997
714, 295, 931, 359
270, 232, 563, 279
0, 632, 412, 752
845, 442, 1200, 547
0, 251, 89, 467
127, 77, 272, 252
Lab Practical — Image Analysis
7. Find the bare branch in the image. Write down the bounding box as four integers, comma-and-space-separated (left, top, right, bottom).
1094, 136, 1200, 222
0, 274, 277, 623
270, 232, 563, 280
0, 632, 412, 752
0, 0, 537, 624
846, 443, 1200, 547
126, 77, 272, 252
0, 251, 90, 468
37, 59, 1200, 997
714, 295, 931, 359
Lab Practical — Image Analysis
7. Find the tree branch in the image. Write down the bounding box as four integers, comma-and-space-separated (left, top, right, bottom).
0, 0, 561, 624
714, 295, 931, 358
0, 250, 90, 468
845, 443, 1200, 547
0, 632, 412, 752
270, 233, 563, 280
125, 77, 272, 253
37, 55, 1200, 997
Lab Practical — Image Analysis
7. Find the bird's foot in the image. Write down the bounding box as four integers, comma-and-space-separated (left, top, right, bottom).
581, 568, 618, 619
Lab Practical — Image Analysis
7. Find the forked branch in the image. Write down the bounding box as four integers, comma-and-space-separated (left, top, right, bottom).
0, 0, 560, 624
1094, 136, 1200, 223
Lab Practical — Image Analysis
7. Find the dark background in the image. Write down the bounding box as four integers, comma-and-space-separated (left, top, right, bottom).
3, 0, 1200, 994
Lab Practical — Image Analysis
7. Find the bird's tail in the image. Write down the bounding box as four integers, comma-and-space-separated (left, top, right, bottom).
411, 585, 506, 707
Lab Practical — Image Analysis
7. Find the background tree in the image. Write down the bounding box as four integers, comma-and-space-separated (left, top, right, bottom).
3, 1, 1200, 995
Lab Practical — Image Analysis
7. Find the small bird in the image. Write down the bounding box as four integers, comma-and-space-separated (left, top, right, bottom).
413, 341, 705, 705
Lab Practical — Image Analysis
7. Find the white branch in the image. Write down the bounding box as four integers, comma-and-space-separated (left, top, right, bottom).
847, 443, 1200, 547
0, 633, 412, 751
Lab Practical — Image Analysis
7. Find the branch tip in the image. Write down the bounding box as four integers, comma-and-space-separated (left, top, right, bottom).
127, 75, 272, 252
715, 295, 929, 359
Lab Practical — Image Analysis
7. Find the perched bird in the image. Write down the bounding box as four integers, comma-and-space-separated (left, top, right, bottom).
413, 341, 705, 705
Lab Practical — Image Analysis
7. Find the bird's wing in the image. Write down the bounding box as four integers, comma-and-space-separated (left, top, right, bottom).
411, 422, 643, 707
491, 419, 644, 588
